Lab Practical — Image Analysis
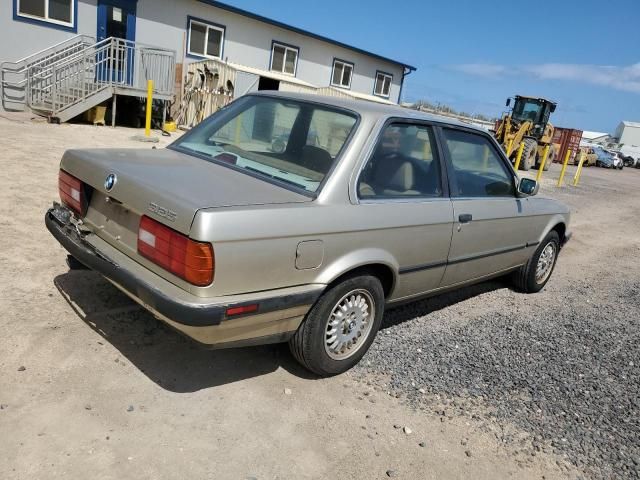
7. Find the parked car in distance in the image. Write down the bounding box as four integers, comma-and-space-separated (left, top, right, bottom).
619, 146, 640, 167
576, 146, 597, 167
46, 92, 572, 376
594, 147, 616, 169
621, 154, 637, 168
608, 150, 625, 170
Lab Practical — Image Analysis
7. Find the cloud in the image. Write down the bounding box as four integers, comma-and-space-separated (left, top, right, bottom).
523, 63, 640, 93
446, 62, 640, 93
448, 63, 509, 78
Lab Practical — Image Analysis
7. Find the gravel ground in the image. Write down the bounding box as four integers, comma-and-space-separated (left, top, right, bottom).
355, 166, 640, 479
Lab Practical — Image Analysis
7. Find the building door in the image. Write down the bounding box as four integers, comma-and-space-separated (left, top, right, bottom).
97, 0, 136, 42
97, 0, 137, 84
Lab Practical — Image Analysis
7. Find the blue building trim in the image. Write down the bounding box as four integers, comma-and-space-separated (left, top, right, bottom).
373, 70, 393, 98
185, 15, 227, 61
197, 0, 416, 71
269, 40, 300, 77
13, 0, 78, 33
330, 57, 354, 90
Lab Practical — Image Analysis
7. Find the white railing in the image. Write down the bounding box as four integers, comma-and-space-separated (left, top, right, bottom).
26, 37, 175, 118
1, 35, 95, 110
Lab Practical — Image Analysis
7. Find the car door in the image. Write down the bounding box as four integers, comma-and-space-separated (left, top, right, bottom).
438, 127, 535, 287
356, 121, 454, 301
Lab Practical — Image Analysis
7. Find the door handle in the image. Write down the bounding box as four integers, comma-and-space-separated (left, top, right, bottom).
458, 213, 473, 224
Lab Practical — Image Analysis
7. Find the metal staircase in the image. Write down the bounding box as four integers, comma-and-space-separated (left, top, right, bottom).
2, 36, 176, 123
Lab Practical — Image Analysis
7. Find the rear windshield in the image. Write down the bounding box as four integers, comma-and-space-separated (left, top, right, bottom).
171, 95, 358, 193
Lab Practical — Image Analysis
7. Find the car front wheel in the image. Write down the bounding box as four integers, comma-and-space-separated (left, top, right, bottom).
289, 274, 384, 376
512, 230, 560, 293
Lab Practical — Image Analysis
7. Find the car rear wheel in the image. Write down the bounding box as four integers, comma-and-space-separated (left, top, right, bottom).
512, 230, 560, 293
289, 274, 384, 376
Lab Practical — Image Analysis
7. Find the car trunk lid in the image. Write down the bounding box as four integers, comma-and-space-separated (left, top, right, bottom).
61, 147, 311, 234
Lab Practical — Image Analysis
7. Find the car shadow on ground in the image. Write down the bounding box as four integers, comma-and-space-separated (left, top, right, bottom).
54, 270, 511, 392
381, 280, 507, 330
54, 271, 316, 393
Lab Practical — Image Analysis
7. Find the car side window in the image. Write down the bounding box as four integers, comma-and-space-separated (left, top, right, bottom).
358, 123, 442, 199
442, 128, 515, 197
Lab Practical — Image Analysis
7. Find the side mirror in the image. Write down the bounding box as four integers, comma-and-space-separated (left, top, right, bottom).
517, 177, 539, 197
550, 104, 556, 113
505, 98, 511, 107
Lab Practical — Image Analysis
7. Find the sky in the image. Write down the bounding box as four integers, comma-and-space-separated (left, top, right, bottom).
228, 0, 640, 134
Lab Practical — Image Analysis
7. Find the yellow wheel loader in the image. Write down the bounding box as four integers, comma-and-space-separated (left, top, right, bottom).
494, 95, 557, 171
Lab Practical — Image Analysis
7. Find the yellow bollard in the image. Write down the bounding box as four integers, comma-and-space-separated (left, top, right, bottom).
145, 80, 154, 137
557, 148, 572, 187
573, 152, 586, 186
506, 138, 514, 157
513, 142, 526, 171
536, 145, 550, 182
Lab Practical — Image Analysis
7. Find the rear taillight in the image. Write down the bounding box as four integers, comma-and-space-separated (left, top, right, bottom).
58, 170, 85, 215
138, 215, 214, 287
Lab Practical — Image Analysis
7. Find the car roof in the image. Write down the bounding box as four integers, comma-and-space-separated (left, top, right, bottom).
249, 91, 487, 133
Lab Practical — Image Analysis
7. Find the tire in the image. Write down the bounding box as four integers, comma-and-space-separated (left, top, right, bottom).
289, 274, 384, 376
520, 138, 537, 171
512, 231, 560, 293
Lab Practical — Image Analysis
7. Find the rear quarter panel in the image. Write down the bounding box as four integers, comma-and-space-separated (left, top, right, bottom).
189, 200, 453, 299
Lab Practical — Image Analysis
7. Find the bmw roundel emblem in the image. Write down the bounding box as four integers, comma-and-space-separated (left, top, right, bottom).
105, 173, 117, 192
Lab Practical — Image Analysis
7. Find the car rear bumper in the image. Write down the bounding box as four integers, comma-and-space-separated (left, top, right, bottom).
45, 204, 323, 346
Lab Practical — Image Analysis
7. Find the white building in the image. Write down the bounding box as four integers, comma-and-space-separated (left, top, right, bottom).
614, 121, 640, 148
580, 130, 611, 146
1, 0, 415, 122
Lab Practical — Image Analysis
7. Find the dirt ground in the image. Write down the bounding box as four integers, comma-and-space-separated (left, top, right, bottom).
1, 114, 637, 479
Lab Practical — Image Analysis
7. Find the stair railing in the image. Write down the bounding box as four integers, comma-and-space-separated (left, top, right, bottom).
25, 37, 175, 119
1, 35, 95, 110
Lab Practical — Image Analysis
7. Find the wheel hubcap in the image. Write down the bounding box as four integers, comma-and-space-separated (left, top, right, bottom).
324, 289, 375, 361
535, 242, 556, 284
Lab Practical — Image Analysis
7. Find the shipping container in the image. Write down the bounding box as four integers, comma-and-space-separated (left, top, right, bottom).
552, 127, 583, 164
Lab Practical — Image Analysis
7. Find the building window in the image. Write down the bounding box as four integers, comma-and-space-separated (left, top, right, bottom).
15, 0, 75, 27
187, 17, 225, 59
331, 59, 353, 89
374, 71, 393, 98
270, 42, 298, 76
